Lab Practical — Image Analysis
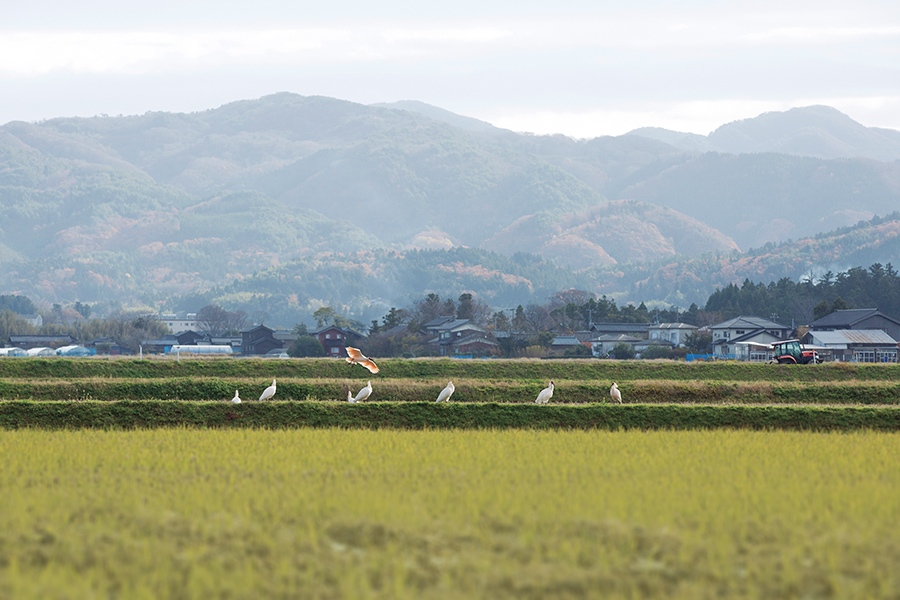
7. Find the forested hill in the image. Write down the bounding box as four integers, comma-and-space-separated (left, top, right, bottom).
177, 213, 900, 327
2, 93, 900, 324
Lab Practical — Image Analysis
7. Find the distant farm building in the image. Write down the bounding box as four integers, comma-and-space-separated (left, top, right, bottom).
310, 325, 364, 358
8, 334, 77, 349
801, 329, 898, 363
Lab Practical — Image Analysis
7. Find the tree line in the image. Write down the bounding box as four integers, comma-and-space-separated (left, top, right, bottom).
5, 262, 899, 357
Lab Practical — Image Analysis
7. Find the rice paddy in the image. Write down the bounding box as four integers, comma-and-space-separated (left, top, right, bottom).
2, 427, 899, 599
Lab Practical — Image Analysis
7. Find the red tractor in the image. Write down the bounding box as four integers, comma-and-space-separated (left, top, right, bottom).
770, 339, 820, 364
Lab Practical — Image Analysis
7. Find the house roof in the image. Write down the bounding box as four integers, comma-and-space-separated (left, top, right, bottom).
243, 324, 273, 334
712, 329, 783, 345
593, 334, 643, 343
551, 335, 581, 346
309, 325, 365, 338
648, 322, 698, 330
590, 322, 652, 333
423, 316, 457, 329
636, 339, 676, 348
449, 333, 498, 348
808, 308, 898, 328
432, 319, 475, 331
807, 329, 897, 345
709, 316, 790, 330
9, 334, 76, 343
142, 338, 178, 346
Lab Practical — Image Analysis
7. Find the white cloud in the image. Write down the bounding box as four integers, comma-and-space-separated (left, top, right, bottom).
0, 29, 356, 76
743, 25, 900, 43
381, 26, 511, 44
0, 25, 517, 77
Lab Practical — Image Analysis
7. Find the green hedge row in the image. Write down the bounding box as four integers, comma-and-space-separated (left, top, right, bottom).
3, 378, 900, 405
0, 379, 895, 405
2, 401, 899, 431
2, 357, 900, 382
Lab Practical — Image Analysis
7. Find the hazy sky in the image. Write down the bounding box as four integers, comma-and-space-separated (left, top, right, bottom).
2, 0, 899, 138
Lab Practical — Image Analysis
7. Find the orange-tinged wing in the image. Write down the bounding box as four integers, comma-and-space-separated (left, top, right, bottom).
359, 358, 379, 374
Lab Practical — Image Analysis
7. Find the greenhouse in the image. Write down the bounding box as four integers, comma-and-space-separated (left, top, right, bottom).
167, 345, 234, 355
25, 347, 55, 357
56, 345, 97, 357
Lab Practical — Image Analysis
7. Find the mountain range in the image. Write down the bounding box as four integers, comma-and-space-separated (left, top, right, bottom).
1, 94, 899, 325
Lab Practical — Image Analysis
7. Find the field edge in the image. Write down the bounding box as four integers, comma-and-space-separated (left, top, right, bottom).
2, 400, 899, 431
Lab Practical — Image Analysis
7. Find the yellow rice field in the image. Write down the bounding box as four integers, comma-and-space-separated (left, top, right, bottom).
1, 428, 899, 599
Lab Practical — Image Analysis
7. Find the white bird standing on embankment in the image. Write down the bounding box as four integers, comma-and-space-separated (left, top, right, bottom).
436, 381, 455, 402
535, 381, 554, 404
231, 390, 241, 404
352, 380, 373, 403
259, 378, 276, 401
347, 390, 355, 403
610, 382, 622, 404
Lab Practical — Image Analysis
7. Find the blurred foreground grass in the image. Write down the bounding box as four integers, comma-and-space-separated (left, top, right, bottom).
1, 428, 898, 599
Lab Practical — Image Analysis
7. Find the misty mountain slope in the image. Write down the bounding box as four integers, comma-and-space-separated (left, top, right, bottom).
709, 106, 900, 160
244, 119, 607, 245
627, 106, 900, 161
481, 200, 739, 270
0, 157, 194, 257
3, 93, 900, 317
620, 152, 900, 250
184, 246, 593, 326
371, 100, 501, 133
625, 128, 715, 153
0, 186, 382, 302
603, 212, 900, 307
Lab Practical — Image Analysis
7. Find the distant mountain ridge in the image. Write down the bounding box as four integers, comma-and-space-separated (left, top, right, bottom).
628, 105, 900, 161
2, 93, 900, 323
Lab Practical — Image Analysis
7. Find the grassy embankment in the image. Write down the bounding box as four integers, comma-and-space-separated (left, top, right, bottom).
1, 357, 899, 430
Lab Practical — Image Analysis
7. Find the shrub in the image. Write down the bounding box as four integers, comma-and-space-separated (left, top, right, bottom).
288, 336, 325, 357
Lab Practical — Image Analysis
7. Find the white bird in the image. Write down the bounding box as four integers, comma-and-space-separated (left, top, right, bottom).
231, 390, 241, 404
352, 380, 372, 403
347, 390, 356, 403
259, 378, 276, 401
610, 382, 622, 404
436, 381, 455, 403
345, 346, 380, 374
535, 381, 554, 404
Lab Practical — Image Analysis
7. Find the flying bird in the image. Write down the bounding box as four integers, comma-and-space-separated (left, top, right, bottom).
352, 380, 373, 403
436, 381, 455, 403
259, 378, 276, 401
535, 381, 554, 404
231, 390, 242, 404
345, 346, 380, 374
610, 382, 622, 404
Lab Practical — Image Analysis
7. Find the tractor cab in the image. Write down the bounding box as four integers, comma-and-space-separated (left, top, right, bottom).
771, 339, 819, 364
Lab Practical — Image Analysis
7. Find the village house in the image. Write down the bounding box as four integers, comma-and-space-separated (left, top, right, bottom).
8, 334, 77, 349
157, 313, 199, 334
550, 335, 583, 354
591, 334, 643, 357
423, 318, 497, 357
588, 322, 653, 338
647, 322, 697, 347
807, 308, 900, 341
801, 329, 898, 363
241, 325, 286, 356
310, 325, 364, 358
709, 316, 792, 358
